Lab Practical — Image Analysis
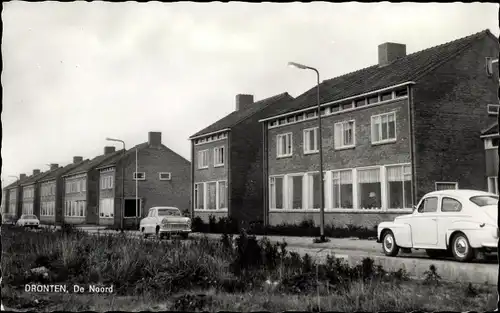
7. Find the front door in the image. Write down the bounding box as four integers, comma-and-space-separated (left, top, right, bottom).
410, 196, 439, 247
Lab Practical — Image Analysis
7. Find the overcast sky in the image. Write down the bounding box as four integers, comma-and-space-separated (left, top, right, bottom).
2, 2, 499, 186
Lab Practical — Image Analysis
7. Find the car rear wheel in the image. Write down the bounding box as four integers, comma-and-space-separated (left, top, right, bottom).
451, 232, 474, 262
382, 230, 399, 257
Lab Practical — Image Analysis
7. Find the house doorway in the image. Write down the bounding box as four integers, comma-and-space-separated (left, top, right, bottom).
124, 198, 141, 218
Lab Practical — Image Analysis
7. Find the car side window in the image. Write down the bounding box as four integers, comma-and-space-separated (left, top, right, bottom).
441, 197, 462, 212
417, 197, 438, 213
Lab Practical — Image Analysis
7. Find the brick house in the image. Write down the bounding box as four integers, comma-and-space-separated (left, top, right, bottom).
19, 167, 59, 218
38, 157, 86, 225
189, 92, 294, 224
95, 132, 191, 229
259, 29, 499, 229
61, 148, 122, 225
4, 173, 29, 219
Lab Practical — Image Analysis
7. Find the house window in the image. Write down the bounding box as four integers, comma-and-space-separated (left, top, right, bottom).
354, 99, 366, 107
487, 104, 500, 115
371, 112, 396, 144
380, 92, 393, 101
99, 198, 114, 218
367, 95, 379, 104
287, 175, 304, 209
488, 177, 498, 195
277, 133, 293, 157
435, 182, 458, 191
198, 150, 209, 169
342, 102, 353, 110
296, 114, 304, 121
218, 181, 227, 209
214, 147, 225, 167
287, 116, 295, 123
303, 127, 319, 154
207, 182, 217, 210
334, 120, 355, 149
395, 89, 408, 98
65, 200, 86, 217
133, 172, 146, 181
306, 111, 317, 119
307, 172, 321, 209
194, 183, 205, 210
41, 201, 55, 216
81, 178, 86, 192
331, 105, 340, 112
332, 170, 353, 209
159, 172, 172, 180
358, 168, 381, 209
270, 176, 284, 209
387, 165, 413, 209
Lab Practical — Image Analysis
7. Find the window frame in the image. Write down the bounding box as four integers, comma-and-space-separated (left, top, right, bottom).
198, 149, 209, 169
417, 196, 438, 213
434, 182, 458, 191
213, 146, 225, 167
487, 104, 500, 115
269, 175, 285, 210
133, 172, 146, 181
334, 120, 356, 150
276, 133, 293, 158
371, 111, 397, 144
303, 127, 319, 154
440, 197, 463, 213
159, 172, 172, 181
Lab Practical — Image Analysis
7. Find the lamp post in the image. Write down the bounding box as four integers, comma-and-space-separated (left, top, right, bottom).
106, 138, 126, 231
288, 61, 326, 242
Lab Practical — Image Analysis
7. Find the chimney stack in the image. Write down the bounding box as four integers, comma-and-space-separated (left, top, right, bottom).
20, 174, 27, 180
378, 42, 406, 66
148, 132, 162, 147
50, 164, 59, 170
235, 94, 254, 111
33, 169, 41, 176
73, 156, 83, 164
104, 146, 116, 155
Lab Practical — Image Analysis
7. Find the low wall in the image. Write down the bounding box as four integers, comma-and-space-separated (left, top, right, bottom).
98, 218, 114, 226
269, 209, 412, 229
62, 216, 86, 225
193, 210, 228, 223
39, 216, 56, 225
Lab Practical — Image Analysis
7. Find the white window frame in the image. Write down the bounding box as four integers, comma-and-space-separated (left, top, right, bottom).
385, 164, 413, 209
193, 180, 227, 211
334, 120, 356, 150
214, 146, 225, 167
99, 198, 114, 218
133, 172, 146, 181
371, 111, 397, 144
269, 175, 285, 210
487, 177, 498, 195
331, 169, 354, 209
435, 182, 459, 191
286, 173, 306, 210
303, 127, 319, 154
194, 183, 205, 210
487, 104, 500, 115
159, 172, 172, 181
81, 178, 86, 192
484, 138, 499, 149
198, 149, 209, 169
277, 133, 293, 158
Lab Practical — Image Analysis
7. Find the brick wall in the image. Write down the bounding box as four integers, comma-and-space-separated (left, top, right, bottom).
412, 35, 499, 199
114, 145, 191, 228
267, 98, 411, 176
192, 138, 229, 183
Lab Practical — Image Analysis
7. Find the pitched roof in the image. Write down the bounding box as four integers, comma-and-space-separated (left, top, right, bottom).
190, 92, 294, 138
481, 122, 499, 136
95, 147, 140, 169
38, 161, 87, 183
4, 174, 33, 190
21, 170, 57, 186
266, 29, 495, 118
63, 150, 123, 177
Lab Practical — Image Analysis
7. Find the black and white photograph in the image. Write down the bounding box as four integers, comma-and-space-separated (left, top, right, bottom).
1, 1, 499, 311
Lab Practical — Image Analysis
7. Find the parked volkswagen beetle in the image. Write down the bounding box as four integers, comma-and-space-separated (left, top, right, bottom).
377, 190, 498, 262
139, 207, 191, 239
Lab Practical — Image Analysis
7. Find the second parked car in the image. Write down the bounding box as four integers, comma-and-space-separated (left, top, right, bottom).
16, 214, 40, 229
139, 207, 191, 239
377, 189, 498, 262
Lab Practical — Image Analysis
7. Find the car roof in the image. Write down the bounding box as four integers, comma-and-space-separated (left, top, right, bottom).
424, 189, 497, 198
150, 206, 179, 210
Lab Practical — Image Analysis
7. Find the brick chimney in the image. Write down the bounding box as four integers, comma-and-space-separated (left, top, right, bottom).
378, 42, 406, 66
33, 169, 41, 176
235, 94, 254, 111
104, 146, 116, 155
148, 132, 162, 147
50, 164, 59, 170
20, 174, 27, 180
73, 156, 83, 164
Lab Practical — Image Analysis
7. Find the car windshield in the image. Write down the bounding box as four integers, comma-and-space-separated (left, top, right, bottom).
157, 209, 181, 216
23, 215, 37, 219
470, 195, 498, 207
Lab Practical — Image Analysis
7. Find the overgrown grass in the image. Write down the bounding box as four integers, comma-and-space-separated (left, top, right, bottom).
1, 225, 496, 312
192, 216, 378, 239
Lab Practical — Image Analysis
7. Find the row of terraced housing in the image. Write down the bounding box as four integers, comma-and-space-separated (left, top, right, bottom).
189, 29, 499, 229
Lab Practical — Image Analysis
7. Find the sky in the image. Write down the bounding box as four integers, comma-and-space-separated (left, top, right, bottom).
2, 1, 499, 187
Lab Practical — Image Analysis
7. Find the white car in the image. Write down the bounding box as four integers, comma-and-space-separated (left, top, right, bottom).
16, 214, 40, 228
377, 189, 498, 262
139, 207, 191, 239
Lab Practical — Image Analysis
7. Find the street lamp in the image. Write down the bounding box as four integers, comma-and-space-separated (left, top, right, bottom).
288, 61, 326, 242
106, 138, 127, 231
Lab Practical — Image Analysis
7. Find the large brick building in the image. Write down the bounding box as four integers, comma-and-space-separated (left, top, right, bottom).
20, 167, 59, 217
189, 93, 294, 224
95, 131, 191, 229
259, 29, 499, 228
4, 173, 29, 219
